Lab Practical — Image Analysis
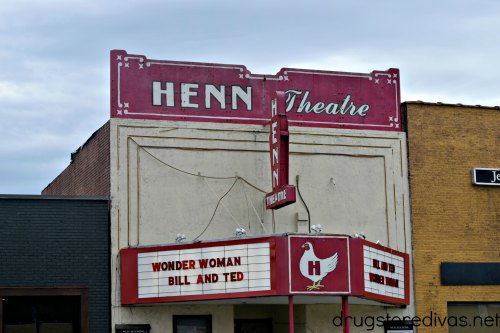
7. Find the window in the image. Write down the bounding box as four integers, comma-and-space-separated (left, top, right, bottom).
447, 302, 500, 333
234, 319, 272, 333
0, 288, 88, 333
173, 315, 211, 333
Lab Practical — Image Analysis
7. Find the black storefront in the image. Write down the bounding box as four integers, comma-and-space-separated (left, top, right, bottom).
0, 196, 110, 333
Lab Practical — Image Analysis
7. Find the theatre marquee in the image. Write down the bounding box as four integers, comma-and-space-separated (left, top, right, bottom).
120, 234, 409, 305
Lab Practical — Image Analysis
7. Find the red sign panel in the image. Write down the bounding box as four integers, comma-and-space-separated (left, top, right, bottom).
111, 50, 401, 131
288, 235, 350, 294
265, 91, 296, 209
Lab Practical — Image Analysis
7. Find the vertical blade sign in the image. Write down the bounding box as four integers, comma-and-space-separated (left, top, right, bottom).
265, 91, 296, 209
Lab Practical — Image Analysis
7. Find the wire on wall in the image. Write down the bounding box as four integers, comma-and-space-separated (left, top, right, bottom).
296, 175, 311, 232
272, 209, 276, 233
138, 145, 270, 239
241, 180, 252, 232
193, 177, 239, 241
140, 146, 267, 193
203, 177, 244, 230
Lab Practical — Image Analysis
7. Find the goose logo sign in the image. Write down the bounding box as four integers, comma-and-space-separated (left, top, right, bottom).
111, 50, 401, 131
288, 235, 350, 294
299, 242, 338, 291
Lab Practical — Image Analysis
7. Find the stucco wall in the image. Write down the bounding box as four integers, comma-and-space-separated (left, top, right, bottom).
110, 118, 413, 332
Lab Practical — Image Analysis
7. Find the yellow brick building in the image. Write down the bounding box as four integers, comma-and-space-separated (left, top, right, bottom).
403, 102, 500, 333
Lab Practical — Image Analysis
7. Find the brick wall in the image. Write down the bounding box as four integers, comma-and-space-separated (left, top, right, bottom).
42, 121, 110, 196
0, 196, 110, 332
403, 102, 500, 332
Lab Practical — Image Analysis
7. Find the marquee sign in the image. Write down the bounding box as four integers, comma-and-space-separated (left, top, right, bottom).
111, 50, 401, 131
120, 238, 275, 304
120, 235, 410, 305
362, 242, 409, 304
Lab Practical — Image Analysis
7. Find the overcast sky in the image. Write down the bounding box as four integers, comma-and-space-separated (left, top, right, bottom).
1, 0, 499, 194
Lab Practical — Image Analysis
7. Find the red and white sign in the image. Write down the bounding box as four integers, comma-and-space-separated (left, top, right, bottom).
288, 235, 350, 294
265, 91, 296, 209
120, 235, 409, 305
120, 238, 276, 304
111, 50, 401, 131
362, 241, 409, 304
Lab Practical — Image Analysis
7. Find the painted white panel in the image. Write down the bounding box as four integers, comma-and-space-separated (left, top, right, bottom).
137, 242, 271, 298
363, 244, 406, 300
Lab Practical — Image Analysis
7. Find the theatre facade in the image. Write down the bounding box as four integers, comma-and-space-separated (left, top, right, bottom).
44, 50, 414, 333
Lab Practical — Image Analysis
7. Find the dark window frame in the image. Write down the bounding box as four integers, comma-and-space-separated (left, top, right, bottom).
173, 315, 212, 333
234, 318, 273, 333
0, 287, 88, 333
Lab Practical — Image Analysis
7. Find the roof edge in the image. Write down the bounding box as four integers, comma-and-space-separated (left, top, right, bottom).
402, 100, 500, 110
0, 194, 109, 201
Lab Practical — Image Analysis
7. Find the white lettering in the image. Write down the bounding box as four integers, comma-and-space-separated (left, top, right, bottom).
325, 102, 339, 115
205, 84, 226, 109
297, 91, 312, 113
357, 104, 369, 116
153, 82, 254, 111
285, 90, 302, 112
181, 83, 199, 108
272, 147, 278, 165
266, 189, 288, 206
285, 90, 370, 117
271, 122, 278, 144
277, 189, 286, 201
266, 194, 274, 205
272, 169, 279, 188
339, 94, 354, 115
492, 170, 500, 183
311, 102, 325, 114
271, 98, 277, 116
152, 81, 174, 106
232, 86, 252, 110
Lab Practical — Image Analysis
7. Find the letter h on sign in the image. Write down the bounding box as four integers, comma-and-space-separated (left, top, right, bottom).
265, 91, 296, 209
309, 261, 321, 275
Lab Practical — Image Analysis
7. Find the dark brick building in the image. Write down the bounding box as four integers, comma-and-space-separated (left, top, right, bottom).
0, 195, 110, 333
42, 122, 110, 196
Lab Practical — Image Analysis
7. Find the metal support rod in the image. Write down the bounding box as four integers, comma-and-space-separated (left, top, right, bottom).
342, 296, 349, 333
289, 295, 294, 333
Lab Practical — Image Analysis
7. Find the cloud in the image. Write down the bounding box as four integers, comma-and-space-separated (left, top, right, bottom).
0, 55, 108, 194
1, 0, 500, 194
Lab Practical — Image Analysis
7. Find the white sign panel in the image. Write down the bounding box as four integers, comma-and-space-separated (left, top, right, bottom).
363, 245, 405, 300
137, 242, 271, 298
